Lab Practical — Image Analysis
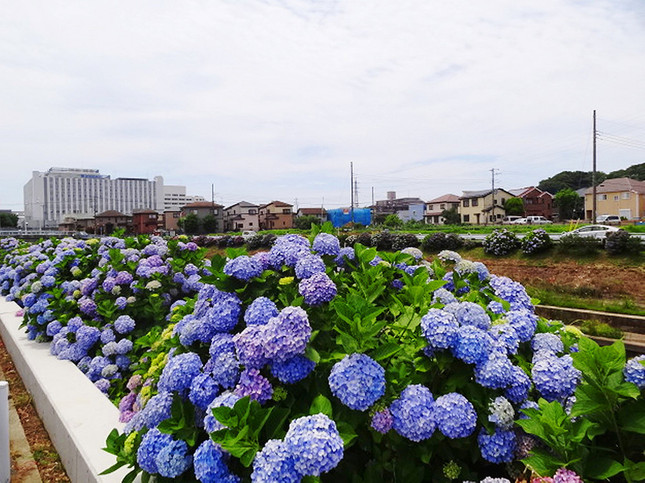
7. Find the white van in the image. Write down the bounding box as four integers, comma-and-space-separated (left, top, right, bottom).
596, 215, 621, 225
501, 216, 523, 224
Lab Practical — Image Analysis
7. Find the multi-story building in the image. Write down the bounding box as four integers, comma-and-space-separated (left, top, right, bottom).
132, 209, 160, 235
459, 189, 515, 224
163, 185, 205, 211
424, 194, 460, 224
180, 201, 224, 233
259, 201, 293, 230
223, 201, 259, 232
508, 187, 554, 219
373, 191, 425, 222
584, 177, 645, 221
24, 168, 164, 229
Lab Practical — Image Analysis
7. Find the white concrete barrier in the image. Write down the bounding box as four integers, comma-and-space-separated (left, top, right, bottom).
0, 381, 9, 483
0, 297, 134, 483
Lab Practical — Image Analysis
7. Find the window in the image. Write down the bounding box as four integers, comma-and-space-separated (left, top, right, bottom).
598, 194, 607, 201
440, 204, 445, 210
613, 195, 619, 201
463, 199, 469, 207
282, 209, 291, 214
500, 198, 506, 205
472, 198, 478, 207
622, 192, 630, 200
463, 214, 470, 222
428, 204, 434, 210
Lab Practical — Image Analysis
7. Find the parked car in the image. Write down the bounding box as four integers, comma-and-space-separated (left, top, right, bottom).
510, 217, 528, 225
502, 216, 523, 224
563, 224, 620, 239
595, 214, 621, 225
241, 230, 257, 240
525, 216, 552, 224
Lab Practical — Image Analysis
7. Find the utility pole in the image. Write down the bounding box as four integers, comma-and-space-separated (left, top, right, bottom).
592, 110, 597, 222
489, 168, 499, 225
350, 162, 355, 223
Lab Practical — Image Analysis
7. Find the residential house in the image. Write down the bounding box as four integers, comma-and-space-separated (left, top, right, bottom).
180, 201, 224, 233
296, 207, 327, 224
94, 210, 131, 235
584, 177, 645, 221
223, 201, 260, 232
424, 194, 460, 224
459, 189, 515, 224
508, 187, 554, 219
373, 192, 425, 222
162, 209, 182, 234
259, 201, 293, 230
132, 209, 160, 235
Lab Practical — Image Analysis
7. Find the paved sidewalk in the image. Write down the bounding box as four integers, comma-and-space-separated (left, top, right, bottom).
0, 365, 41, 483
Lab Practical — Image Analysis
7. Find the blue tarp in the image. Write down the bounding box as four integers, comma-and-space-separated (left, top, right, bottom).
326, 208, 371, 227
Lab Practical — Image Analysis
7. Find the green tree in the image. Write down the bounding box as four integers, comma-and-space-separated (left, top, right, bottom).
0, 212, 18, 228
202, 214, 219, 234
607, 162, 645, 181
503, 197, 525, 216
294, 215, 321, 230
538, 170, 606, 194
554, 188, 584, 220
383, 214, 403, 229
440, 207, 461, 225
178, 213, 200, 234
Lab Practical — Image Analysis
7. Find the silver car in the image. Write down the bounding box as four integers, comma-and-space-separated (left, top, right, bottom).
563, 224, 620, 239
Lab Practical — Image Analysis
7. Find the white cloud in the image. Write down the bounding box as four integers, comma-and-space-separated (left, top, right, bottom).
1, 0, 644, 211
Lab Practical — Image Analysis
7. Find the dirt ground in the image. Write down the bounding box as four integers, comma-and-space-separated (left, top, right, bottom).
471, 257, 645, 308
0, 337, 70, 482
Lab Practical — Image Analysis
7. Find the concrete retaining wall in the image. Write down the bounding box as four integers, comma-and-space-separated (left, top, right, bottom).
0, 297, 133, 482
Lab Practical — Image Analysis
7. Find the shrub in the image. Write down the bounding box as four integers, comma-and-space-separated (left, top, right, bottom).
605, 229, 642, 255
371, 230, 394, 250
355, 232, 373, 247
420, 232, 464, 252
391, 233, 420, 251
557, 234, 602, 256
482, 229, 520, 256
521, 229, 553, 255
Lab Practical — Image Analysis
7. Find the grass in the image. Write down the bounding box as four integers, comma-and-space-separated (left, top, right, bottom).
574, 319, 624, 339
527, 287, 645, 317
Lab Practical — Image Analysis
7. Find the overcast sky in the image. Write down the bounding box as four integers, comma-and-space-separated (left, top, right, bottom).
1, 0, 645, 211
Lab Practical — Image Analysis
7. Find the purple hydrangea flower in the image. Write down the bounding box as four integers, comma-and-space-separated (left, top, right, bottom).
158, 352, 203, 393
328, 353, 385, 411
553, 467, 584, 483
244, 297, 279, 326
370, 409, 393, 434
224, 256, 264, 281
294, 255, 326, 280
234, 368, 273, 404
624, 355, 645, 389
114, 315, 136, 334
312, 233, 341, 256
298, 272, 337, 306
270, 355, 316, 384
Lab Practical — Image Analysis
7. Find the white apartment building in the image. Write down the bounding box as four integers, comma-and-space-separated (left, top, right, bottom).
24, 168, 164, 228
163, 185, 205, 212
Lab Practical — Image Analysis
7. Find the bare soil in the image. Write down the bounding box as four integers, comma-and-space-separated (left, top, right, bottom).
0, 336, 70, 483
468, 256, 645, 308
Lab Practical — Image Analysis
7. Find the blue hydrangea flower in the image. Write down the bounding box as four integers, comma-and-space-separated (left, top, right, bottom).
115, 338, 133, 355
298, 272, 337, 306
114, 315, 136, 334
100, 327, 116, 344
452, 325, 493, 365
140, 391, 173, 429
270, 355, 316, 384
390, 384, 436, 442
194, 439, 240, 483
370, 409, 393, 434
488, 301, 505, 314
475, 351, 514, 389
489, 323, 519, 355
137, 428, 172, 474
489, 275, 532, 311
456, 302, 492, 330
158, 352, 203, 393
328, 353, 385, 411
532, 353, 580, 402
504, 365, 532, 403
234, 368, 273, 404
224, 256, 264, 281
294, 255, 326, 280
624, 355, 645, 389
432, 393, 477, 438
244, 297, 279, 326
334, 247, 356, 267
263, 306, 312, 363
478, 428, 516, 464
46, 320, 62, 337
156, 438, 192, 478
531, 332, 564, 354
420, 309, 459, 350
234, 324, 270, 369
312, 233, 341, 256
189, 373, 219, 411
432, 288, 457, 305
505, 309, 537, 342
269, 235, 311, 268
284, 414, 344, 477
251, 439, 300, 483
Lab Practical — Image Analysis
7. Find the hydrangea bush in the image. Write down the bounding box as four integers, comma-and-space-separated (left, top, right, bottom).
1, 227, 642, 482
483, 229, 521, 256
520, 229, 553, 255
